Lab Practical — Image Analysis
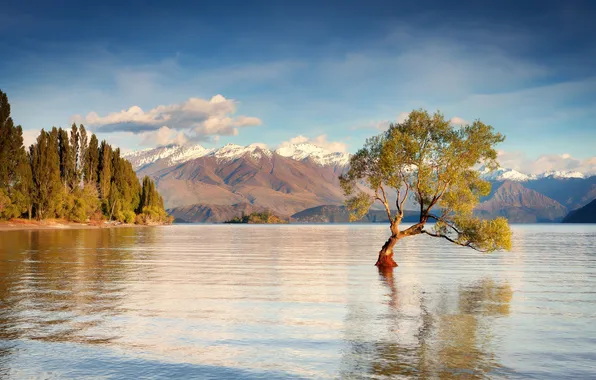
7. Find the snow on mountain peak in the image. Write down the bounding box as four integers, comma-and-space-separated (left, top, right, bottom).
168, 144, 213, 164
211, 143, 273, 161
479, 166, 589, 181
538, 170, 585, 179
479, 166, 533, 182
275, 142, 350, 166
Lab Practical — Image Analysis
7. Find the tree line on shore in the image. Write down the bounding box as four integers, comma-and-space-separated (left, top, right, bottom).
0, 89, 171, 224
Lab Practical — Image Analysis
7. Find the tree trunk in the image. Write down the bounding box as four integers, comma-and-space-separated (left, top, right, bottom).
376, 235, 399, 267
376, 222, 400, 268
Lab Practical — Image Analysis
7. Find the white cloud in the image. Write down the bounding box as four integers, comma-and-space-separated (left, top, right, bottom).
396, 112, 410, 123
22, 129, 39, 148
498, 150, 596, 175
281, 134, 348, 153
71, 95, 262, 143
249, 142, 269, 149
450, 116, 468, 125
139, 126, 188, 146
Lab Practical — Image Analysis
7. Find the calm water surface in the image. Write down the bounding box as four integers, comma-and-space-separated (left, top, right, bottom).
0, 224, 595, 379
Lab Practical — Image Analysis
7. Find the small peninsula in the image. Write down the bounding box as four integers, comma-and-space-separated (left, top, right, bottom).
225, 211, 288, 224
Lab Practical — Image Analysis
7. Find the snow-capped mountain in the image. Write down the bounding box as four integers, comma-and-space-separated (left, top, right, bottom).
478, 166, 588, 181
126, 143, 592, 182
124, 144, 213, 170
124, 142, 350, 170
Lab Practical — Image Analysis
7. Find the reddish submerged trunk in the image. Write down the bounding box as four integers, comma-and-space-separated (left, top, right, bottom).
375, 223, 400, 268
375, 235, 399, 267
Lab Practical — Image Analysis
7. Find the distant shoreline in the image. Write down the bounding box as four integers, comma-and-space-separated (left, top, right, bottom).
0, 219, 160, 231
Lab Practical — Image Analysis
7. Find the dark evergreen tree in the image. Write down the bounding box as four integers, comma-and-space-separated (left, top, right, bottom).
0, 90, 32, 218
137, 175, 171, 224
98, 141, 112, 199
85, 134, 99, 184
30, 129, 62, 219
58, 128, 72, 189
69, 123, 80, 188
79, 125, 88, 183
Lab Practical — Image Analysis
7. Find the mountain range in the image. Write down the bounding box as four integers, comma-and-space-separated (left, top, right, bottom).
124, 143, 596, 223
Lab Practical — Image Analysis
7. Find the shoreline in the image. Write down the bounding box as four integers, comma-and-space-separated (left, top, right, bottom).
0, 219, 161, 231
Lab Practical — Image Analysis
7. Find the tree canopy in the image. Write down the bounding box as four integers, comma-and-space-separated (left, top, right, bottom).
340, 109, 512, 266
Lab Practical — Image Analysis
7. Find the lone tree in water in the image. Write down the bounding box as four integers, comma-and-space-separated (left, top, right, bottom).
340, 110, 512, 268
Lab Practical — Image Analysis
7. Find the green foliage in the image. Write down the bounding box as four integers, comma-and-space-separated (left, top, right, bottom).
79, 125, 88, 182
0, 90, 32, 218
344, 192, 373, 222
123, 210, 136, 224
225, 211, 287, 224
134, 176, 172, 224
69, 123, 80, 188
0, 189, 11, 217
58, 127, 72, 188
136, 205, 173, 225
0, 88, 171, 225
85, 134, 99, 184
29, 129, 63, 219
98, 141, 112, 200
340, 109, 512, 252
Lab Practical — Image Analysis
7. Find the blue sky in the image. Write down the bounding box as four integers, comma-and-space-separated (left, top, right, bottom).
2, 0, 596, 173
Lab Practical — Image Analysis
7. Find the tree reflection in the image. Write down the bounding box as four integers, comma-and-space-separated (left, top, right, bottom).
0, 228, 156, 350
341, 268, 513, 379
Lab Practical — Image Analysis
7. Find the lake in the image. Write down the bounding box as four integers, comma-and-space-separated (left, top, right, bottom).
0, 224, 595, 379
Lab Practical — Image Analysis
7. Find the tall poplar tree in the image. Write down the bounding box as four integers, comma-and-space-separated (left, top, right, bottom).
79, 125, 88, 183
98, 140, 112, 210
69, 123, 79, 189
30, 129, 62, 219
0, 90, 31, 218
85, 134, 99, 184
58, 128, 72, 189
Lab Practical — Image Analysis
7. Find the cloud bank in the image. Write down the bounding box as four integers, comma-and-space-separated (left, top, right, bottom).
71, 95, 262, 145
498, 151, 596, 175
280, 134, 348, 153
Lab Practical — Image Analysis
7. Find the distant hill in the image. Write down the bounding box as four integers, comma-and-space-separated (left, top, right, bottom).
168, 203, 280, 223
562, 199, 596, 223
521, 176, 596, 210
475, 181, 568, 223
291, 205, 420, 223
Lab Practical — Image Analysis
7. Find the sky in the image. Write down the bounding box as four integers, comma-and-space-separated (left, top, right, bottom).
2, 0, 596, 174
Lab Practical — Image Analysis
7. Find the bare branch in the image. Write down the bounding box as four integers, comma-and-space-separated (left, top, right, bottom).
400, 182, 410, 213
376, 186, 392, 222
422, 230, 489, 253
426, 214, 461, 234
423, 179, 451, 217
